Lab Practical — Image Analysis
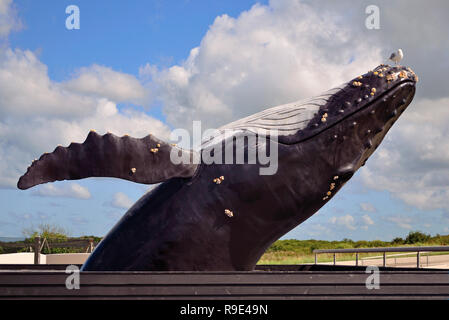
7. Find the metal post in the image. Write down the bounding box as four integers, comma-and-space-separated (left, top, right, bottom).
333, 253, 336, 265
314, 253, 317, 264
383, 252, 386, 267
89, 238, 94, 253
417, 251, 420, 268
34, 236, 41, 265
355, 253, 359, 266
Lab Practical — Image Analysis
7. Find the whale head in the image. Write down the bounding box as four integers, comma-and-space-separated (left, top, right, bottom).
220, 64, 417, 183
299, 64, 418, 185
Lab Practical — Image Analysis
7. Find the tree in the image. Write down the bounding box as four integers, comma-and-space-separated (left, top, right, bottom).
22, 223, 69, 241
405, 231, 430, 244
392, 237, 404, 245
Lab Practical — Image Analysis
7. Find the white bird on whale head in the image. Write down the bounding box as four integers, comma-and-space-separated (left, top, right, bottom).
389, 49, 403, 65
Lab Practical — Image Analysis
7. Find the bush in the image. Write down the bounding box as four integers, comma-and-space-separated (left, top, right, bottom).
354, 240, 369, 248
23, 223, 69, 241
392, 237, 404, 245
0, 246, 3, 254
405, 231, 431, 244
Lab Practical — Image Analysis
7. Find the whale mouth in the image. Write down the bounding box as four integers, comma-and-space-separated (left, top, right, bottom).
302, 77, 416, 144
218, 64, 418, 146
276, 64, 418, 145
316, 79, 416, 204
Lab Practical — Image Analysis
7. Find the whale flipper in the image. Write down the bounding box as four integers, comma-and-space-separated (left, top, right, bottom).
17, 131, 198, 190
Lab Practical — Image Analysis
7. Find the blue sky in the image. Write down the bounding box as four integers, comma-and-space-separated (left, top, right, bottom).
1, 0, 448, 240
10, 1, 265, 81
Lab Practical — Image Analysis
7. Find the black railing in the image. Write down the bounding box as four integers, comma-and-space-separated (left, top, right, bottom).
313, 246, 449, 268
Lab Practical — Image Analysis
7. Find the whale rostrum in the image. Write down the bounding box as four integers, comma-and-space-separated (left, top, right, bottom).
18, 64, 418, 271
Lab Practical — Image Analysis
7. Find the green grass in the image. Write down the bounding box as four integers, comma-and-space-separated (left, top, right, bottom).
2, 230, 448, 265
257, 232, 449, 265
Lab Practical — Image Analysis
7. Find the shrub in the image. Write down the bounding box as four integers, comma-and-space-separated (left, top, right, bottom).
23, 223, 69, 241
405, 231, 431, 244
392, 237, 404, 245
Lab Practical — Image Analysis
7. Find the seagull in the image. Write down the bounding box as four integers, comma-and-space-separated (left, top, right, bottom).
389, 49, 403, 65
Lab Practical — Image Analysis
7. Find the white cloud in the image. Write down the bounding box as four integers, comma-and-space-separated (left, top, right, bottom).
360, 202, 376, 213
141, 0, 382, 130
386, 215, 413, 230
362, 214, 374, 226
32, 183, 91, 200
360, 97, 449, 213
329, 214, 356, 230
110, 192, 134, 209
63, 64, 149, 105
0, 0, 21, 39
70, 216, 89, 225
0, 48, 171, 189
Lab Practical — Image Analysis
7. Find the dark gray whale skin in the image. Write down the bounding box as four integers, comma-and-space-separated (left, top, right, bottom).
18, 65, 417, 271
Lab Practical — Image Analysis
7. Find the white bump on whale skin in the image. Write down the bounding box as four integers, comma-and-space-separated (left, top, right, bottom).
224, 209, 234, 218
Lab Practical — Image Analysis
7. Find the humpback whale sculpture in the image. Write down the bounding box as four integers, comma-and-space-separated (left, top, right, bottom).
18, 64, 418, 271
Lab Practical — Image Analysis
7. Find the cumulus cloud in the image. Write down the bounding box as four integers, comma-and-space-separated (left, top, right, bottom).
386, 215, 413, 230
361, 214, 374, 226
141, 0, 382, 130
360, 202, 376, 213
0, 0, 21, 39
328, 213, 375, 232
360, 97, 449, 213
70, 216, 89, 225
110, 192, 134, 209
329, 214, 356, 230
0, 48, 171, 189
32, 183, 91, 200
0, 49, 99, 118
63, 64, 149, 105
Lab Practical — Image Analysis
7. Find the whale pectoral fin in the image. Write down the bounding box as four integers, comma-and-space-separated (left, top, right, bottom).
17, 131, 199, 190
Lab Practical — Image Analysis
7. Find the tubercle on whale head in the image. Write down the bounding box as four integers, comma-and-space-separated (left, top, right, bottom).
280, 64, 418, 145
314, 67, 416, 203
326, 64, 417, 128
